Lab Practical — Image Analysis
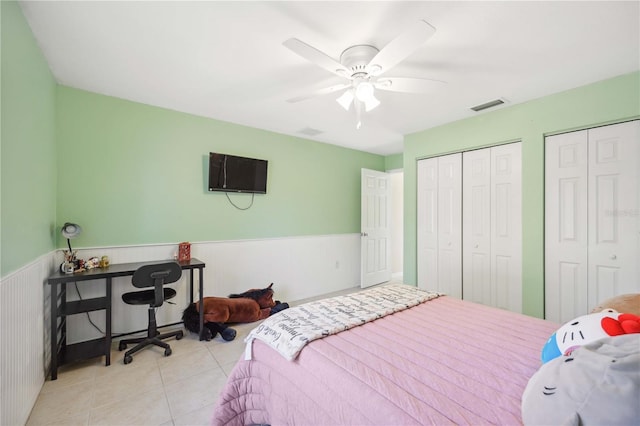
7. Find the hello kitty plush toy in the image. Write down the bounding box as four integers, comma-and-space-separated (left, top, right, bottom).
541, 309, 640, 363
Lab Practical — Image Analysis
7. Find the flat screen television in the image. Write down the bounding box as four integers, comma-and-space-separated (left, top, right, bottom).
208, 152, 268, 194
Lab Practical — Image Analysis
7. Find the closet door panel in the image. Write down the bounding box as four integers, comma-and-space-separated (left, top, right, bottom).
587, 120, 640, 310
491, 143, 522, 312
463, 149, 491, 305
545, 131, 588, 323
417, 158, 439, 290
437, 153, 462, 298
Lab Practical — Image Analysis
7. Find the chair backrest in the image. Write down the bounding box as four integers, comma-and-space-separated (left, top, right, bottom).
132, 262, 182, 307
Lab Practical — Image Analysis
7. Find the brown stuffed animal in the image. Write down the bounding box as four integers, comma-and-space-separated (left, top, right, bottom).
182, 283, 289, 341
591, 293, 640, 316
198, 284, 276, 323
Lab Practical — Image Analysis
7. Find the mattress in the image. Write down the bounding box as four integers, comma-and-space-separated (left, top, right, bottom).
212, 295, 558, 425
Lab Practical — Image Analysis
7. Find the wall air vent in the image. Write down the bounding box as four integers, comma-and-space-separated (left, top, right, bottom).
298, 127, 323, 136
470, 98, 506, 112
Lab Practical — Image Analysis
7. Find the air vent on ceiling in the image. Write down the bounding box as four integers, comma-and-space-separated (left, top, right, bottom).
470, 98, 506, 112
298, 127, 324, 136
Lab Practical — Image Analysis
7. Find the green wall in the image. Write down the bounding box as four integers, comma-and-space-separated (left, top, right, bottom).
56, 87, 384, 248
404, 71, 640, 318
385, 153, 403, 171
0, 0, 383, 276
1, 1, 58, 277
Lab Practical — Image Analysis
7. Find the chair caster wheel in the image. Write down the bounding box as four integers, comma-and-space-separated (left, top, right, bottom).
164, 348, 172, 357
118, 341, 126, 351
124, 355, 133, 364
176, 331, 183, 340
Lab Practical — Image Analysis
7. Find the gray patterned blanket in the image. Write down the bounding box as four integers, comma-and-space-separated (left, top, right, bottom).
244, 283, 442, 361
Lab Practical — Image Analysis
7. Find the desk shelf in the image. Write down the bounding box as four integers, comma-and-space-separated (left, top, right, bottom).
48, 279, 112, 380
62, 338, 108, 364
63, 297, 108, 315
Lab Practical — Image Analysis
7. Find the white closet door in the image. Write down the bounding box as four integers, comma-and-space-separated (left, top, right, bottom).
462, 149, 491, 305
545, 131, 589, 323
417, 154, 462, 296
463, 143, 522, 312
545, 120, 639, 323
417, 158, 439, 290
491, 143, 522, 312
438, 154, 462, 298
587, 121, 640, 310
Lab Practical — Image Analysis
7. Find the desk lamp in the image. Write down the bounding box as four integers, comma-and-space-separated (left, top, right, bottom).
60, 222, 82, 274
61, 222, 82, 253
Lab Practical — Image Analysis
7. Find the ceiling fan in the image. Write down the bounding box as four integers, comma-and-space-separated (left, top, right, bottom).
283, 20, 444, 129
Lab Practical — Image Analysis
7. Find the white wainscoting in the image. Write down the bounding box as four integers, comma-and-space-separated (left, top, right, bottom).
0, 251, 57, 426
62, 234, 361, 343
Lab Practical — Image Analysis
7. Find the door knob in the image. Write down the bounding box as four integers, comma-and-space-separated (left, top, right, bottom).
361, 232, 368, 237
610, 254, 617, 260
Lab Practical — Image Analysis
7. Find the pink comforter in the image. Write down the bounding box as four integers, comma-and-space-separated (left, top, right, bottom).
212, 296, 558, 425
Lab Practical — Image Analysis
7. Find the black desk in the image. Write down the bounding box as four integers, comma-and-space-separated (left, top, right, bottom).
47, 258, 205, 380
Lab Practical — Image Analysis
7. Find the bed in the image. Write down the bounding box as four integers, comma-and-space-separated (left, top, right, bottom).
212, 284, 558, 425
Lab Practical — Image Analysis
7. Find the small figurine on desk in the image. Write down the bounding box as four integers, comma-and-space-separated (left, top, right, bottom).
86, 257, 99, 269
59, 252, 109, 274
77, 257, 101, 272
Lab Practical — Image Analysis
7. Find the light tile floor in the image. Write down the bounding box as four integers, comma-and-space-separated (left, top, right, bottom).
27, 284, 377, 426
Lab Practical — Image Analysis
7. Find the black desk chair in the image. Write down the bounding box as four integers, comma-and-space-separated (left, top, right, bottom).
118, 262, 184, 364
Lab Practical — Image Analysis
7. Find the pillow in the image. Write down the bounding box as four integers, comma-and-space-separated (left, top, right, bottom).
522, 334, 640, 426
591, 293, 640, 316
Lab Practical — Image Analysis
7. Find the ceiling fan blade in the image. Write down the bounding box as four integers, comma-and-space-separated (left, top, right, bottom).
286, 83, 351, 103
374, 77, 445, 94
283, 38, 349, 78
368, 20, 436, 76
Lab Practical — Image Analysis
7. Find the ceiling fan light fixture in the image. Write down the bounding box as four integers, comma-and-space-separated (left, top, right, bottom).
355, 82, 375, 102
354, 82, 380, 111
364, 96, 380, 112
283, 19, 440, 129
336, 89, 354, 110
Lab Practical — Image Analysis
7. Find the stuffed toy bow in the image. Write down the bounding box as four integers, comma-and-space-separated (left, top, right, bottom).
601, 312, 640, 335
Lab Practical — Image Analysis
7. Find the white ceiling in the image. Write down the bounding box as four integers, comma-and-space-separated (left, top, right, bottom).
19, 1, 640, 155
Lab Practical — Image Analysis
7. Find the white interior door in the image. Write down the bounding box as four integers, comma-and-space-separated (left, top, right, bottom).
417, 158, 439, 290
587, 121, 640, 310
490, 143, 522, 312
361, 168, 391, 288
